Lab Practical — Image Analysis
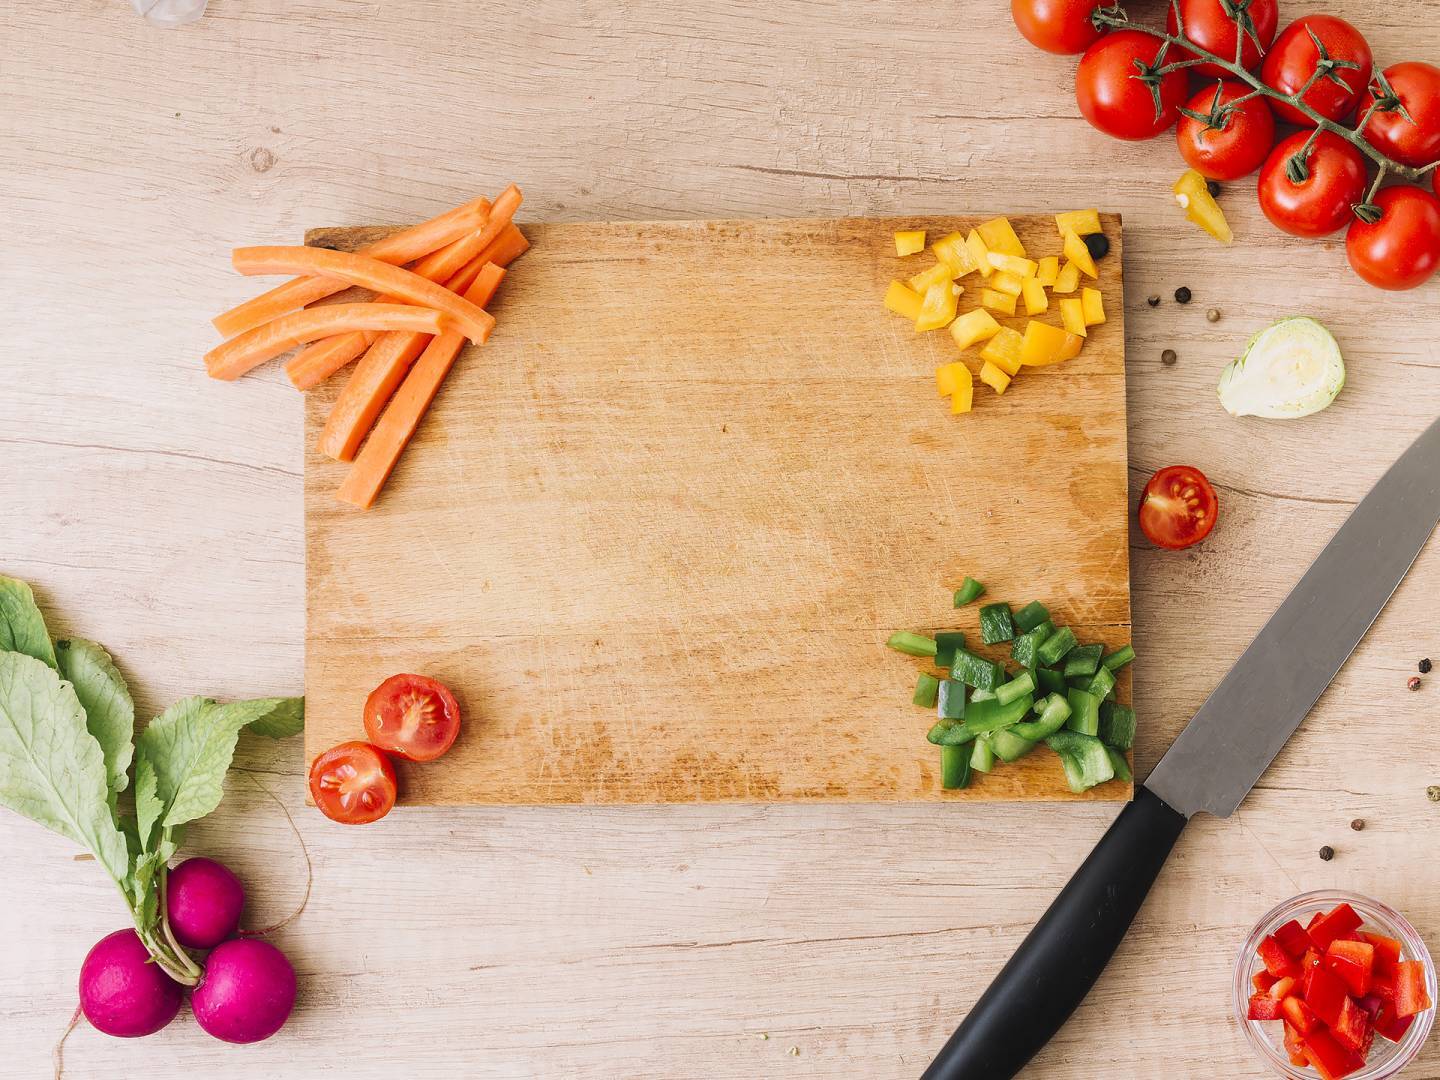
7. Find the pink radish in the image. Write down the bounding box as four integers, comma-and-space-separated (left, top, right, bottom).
167, 857, 246, 949
190, 938, 296, 1043
78, 929, 182, 1037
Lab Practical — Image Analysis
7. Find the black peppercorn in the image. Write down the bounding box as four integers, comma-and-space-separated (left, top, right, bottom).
1319, 845, 1334, 861
1174, 286, 1192, 304
1147, 294, 1160, 307
1350, 819, 1365, 831
1161, 349, 1177, 366
1408, 676, 1422, 691
1083, 232, 1110, 260
1420, 658, 1432, 674
1206, 180, 1221, 198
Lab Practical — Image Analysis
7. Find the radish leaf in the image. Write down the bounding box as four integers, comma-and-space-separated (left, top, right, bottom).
0, 575, 56, 669
55, 638, 134, 806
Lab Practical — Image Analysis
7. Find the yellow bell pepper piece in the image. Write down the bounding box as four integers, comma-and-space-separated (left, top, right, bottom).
1060, 297, 1088, 337
949, 308, 1002, 351
979, 288, 1018, 316
884, 280, 923, 320
1053, 259, 1081, 294
932, 232, 979, 277
980, 326, 1024, 377
1019, 319, 1076, 365
1081, 287, 1105, 326
894, 230, 926, 257
986, 252, 1037, 278
990, 270, 1024, 297
963, 230, 994, 278
908, 260, 958, 295
1062, 230, 1098, 279
1174, 168, 1233, 245
915, 280, 958, 332
977, 216, 1025, 258
1035, 256, 1059, 288
979, 360, 1011, 395
936, 361, 966, 397
950, 364, 974, 414
1021, 277, 1049, 316
1055, 209, 1102, 237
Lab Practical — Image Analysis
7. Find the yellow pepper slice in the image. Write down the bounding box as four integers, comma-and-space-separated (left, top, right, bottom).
990, 270, 1025, 297
915, 280, 958, 332
1081, 287, 1105, 326
908, 260, 958, 294
1035, 256, 1059, 288
932, 232, 979, 277
979, 288, 1018, 316
986, 252, 1037, 278
894, 230, 926, 256
950, 308, 1002, 350
979, 360, 1011, 395
1174, 168, 1233, 245
1062, 230, 1098, 279
1019, 320, 1082, 365
884, 280, 923, 320
1055, 209, 1102, 237
1021, 277, 1049, 316
936, 361, 967, 397
977, 216, 1025, 258
1053, 259, 1081, 294
1060, 297, 1088, 337
950, 364, 974, 414
964, 230, 994, 278
980, 326, 1024, 376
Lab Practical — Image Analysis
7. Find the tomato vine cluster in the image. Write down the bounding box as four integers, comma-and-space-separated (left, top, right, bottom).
1012, 0, 1440, 290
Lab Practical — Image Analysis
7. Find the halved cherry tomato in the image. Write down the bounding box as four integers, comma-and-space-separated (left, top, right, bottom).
1076, 30, 1188, 141
1360, 62, 1440, 168
1176, 80, 1276, 180
1011, 0, 1104, 55
363, 673, 462, 762
1345, 185, 1440, 291
1258, 130, 1367, 238
1262, 15, 1373, 125
1138, 465, 1217, 550
309, 741, 398, 825
1167, 0, 1277, 77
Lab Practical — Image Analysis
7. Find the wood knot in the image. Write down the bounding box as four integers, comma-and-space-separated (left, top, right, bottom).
248, 147, 276, 173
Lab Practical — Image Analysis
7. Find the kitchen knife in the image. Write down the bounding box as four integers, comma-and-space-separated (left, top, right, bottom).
923, 413, 1440, 1080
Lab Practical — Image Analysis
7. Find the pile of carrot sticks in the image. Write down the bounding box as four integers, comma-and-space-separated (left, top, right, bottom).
206, 186, 527, 509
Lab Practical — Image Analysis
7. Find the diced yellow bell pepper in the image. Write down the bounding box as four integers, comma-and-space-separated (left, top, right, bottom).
1059, 332, 1084, 360
1053, 259, 1081, 294
936, 361, 967, 397
908, 260, 958, 295
1062, 230, 1098, 279
1081, 287, 1105, 326
977, 216, 1025, 258
980, 326, 1024, 376
990, 270, 1024, 297
986, 252, 1037, 278
950, 364, 974, 414
884, 280, 923, 320
1035, 256, 1059, 288
1019, 319, 1076, 366
1060, 297, 1088, 337
1021, 277, 1049, 316
949, 308, 1002, 350
979, 288, 1018, 316
979, 360, 1011, 395
932, 232, 979, 277
915, 280, 958, 332
894, 230, 926, 257
964, 230, 994, 278
1055, 209, 1102, 237
1174, 168, 1233, 245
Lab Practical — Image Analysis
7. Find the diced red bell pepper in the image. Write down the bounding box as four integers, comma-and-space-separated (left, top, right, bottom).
1309, 903, 1363, 950
1374, 1002, 1416, 1043
1394, 960, 1433, 1019
1326, 939, 1375, 997
1258, 934, 1301, 978
1269, 975, 1298, 1001
1356, 994, 1383, 1018
1307, 910, 1325, 932
1281, 994, 1322, 1034
1302, 1028, 1365, 1080
1302, 964, 1351, 1028
1361, 931, 1402, 978
1247, 990, 1286, 1021
1332, 995, 1375, 1057
1301, 947, 1322, 972
1274, 918, 1313, 957
1252, 970, 1279, 993
1283, 1022, 1308, 1067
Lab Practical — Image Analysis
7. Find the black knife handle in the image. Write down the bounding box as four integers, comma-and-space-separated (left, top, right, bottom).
921, 786, 1188, 1080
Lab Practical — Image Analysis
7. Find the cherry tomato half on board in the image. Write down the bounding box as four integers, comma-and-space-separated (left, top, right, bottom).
1261, 15, 1373, 125
363, 673, 462, 763
1138, 466, 1218, 550
1176, 80, 1277, 180
1011, 0, 1104, 55
1257, 130, 1367, 237
1076, 30, 1189, 141
1360, 61, 1440, 169
1346, 185, 1440, 291
1167, 0, 1277, 77
309, 741, 398, 825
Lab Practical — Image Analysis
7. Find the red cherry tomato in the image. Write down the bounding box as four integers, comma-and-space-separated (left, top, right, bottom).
363, 673, 462, 762
1346, 185, 1440, 290
1011, 0, 1104, 55
1176, 81, 1277, 180
1075, 30, 1189, 141
1360, 62, 1440, 169
1262, 15, 1373, 125
1166, 0, 1277, 77
308, 741, 398, 825
1257, 130, 1367, 237
1138, 466, 1218, 550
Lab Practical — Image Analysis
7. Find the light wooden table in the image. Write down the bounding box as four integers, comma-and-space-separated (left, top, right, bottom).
4, 2, 1439, 1077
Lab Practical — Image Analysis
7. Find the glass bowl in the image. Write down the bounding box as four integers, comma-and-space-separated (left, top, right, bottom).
1233, 890, 1436, 1079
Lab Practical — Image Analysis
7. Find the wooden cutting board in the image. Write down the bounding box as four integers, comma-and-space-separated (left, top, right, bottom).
304, 214, 1131, 804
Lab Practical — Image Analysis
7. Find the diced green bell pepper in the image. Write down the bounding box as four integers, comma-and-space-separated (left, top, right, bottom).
887, 631, 937, 657
941, 744, 971, 789
1013, 601, 1051, 634
1035, 666, 1066, 695
1062, 644, 1104, 678
1098, 701, 1135, 751
951, 648, 1005, 691
1105, 746, 1133, 783
953, 577, 985, 606
1101, 644, 1135, 671
1044, 730, 1115, 793
994, 670, 1035, 707
1084, 664, 1116, 700
1010, 691, 1071, 740
1010, 621, 1054, 668
912, 673, 940, 708
989, 727, 1037, 762
935, 631, 966, 670
1036, 626, 1078, 667
979, 603, 1015, 644
1065, 687, 1099, 736
960, 692, 1035, 738
936, 678, 966, 720
970, 736, 996, 773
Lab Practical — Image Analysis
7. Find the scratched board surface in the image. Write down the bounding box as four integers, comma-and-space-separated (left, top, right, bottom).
303, 215, 1131, 803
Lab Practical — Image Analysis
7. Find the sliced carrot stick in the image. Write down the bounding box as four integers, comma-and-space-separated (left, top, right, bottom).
476, 223, 530, 268
285, 331, 378, 391
316, 257, 493, 461
337, 263, 508, 509
232, 247, 496, 345
204, 304, 447, 382
212, 196, 491, 340
408, 184, 523, 282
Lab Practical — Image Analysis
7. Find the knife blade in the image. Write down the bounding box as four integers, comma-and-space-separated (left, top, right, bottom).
923, 413, 1440, 1080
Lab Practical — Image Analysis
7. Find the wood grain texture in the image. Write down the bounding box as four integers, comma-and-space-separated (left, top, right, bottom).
4, 0, 1440, 1077
303, 215, 1131, 803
